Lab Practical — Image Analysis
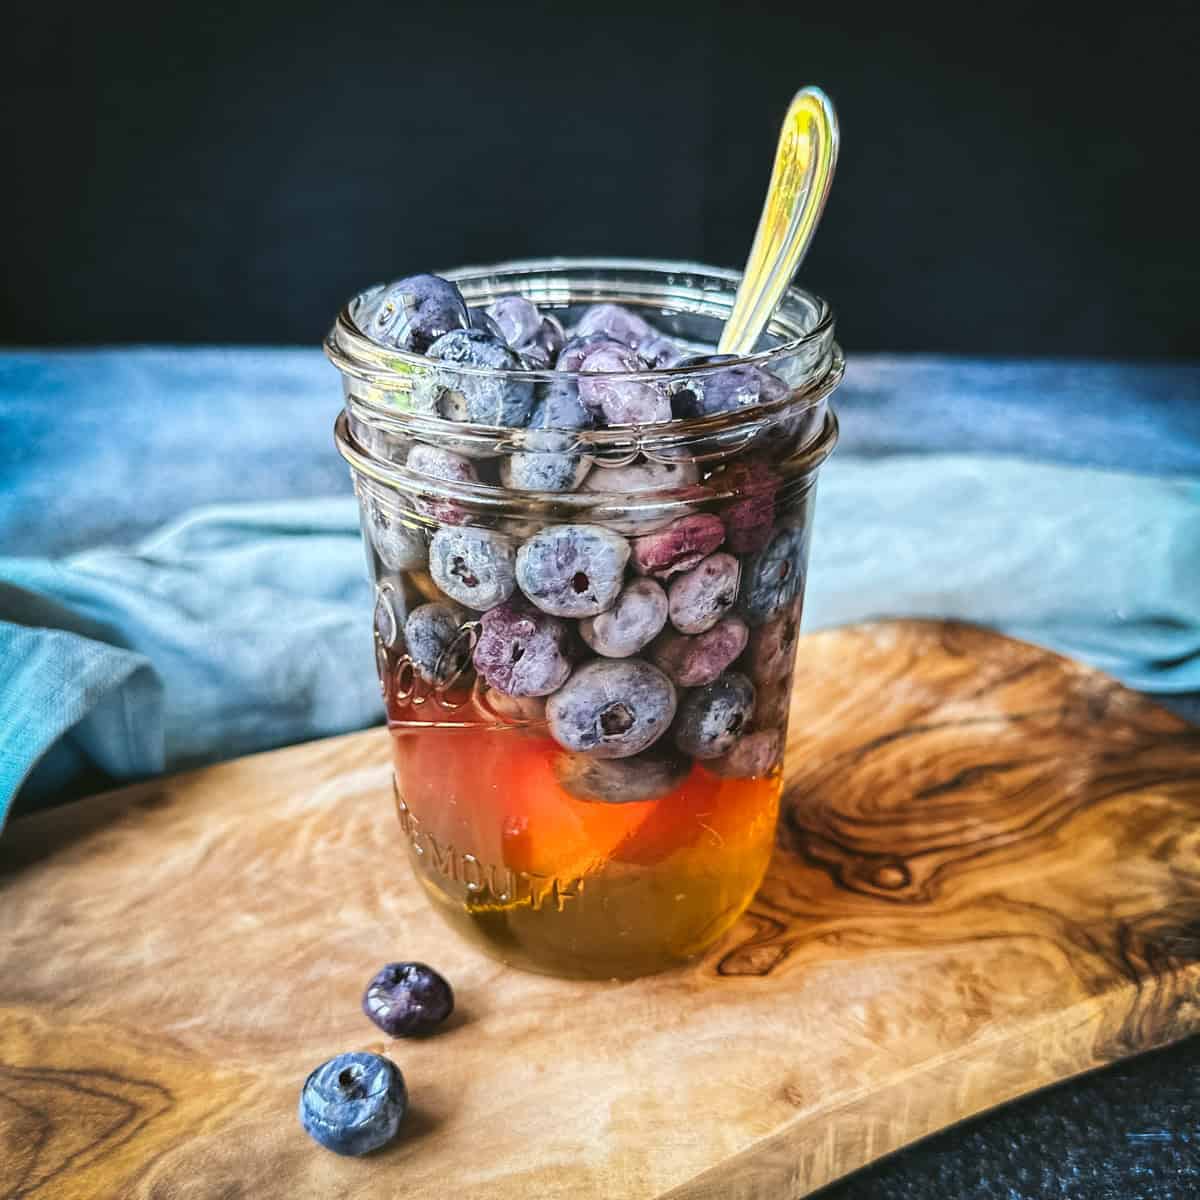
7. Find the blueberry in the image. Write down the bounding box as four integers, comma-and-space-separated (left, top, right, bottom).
470, 307, 506, 339
499, 377, 594, 491
667, 551, 741, 634
520, 314, 566, 369
429, 526, 517, 610
578, 345, 671, 426
673, 671, 756, 759
299, 1052, 406, 1156
578, 577, 668, 658
580, 458, 700, 495
631, 513, 726, 578
404, 601, 472, 685
362, 961, 454, 1037
357, 274, 469, 353
739, 526, 805, 625
546, 658, 677, 758
555, 332, 627, 371
554, 746, 691, 803
747, 598, 802, 684
706, 729, 783, 779
472, 598, 573, 696
364, 497, 427, 572
406, 444, 478, 523
427, 329, 535, 427
487, 296, 543, 348
637, 334, 688, 369
669, 355, 790, 420
573, 302, 656, 350
528, 335, 611, 435
515, 524, 630, 617
717, 461, 780, 553
482, 299, 566, 369
500, 440, 591, 492
406, 443, 478, 483
532, 375, 594, 430
651, 615, 749, 688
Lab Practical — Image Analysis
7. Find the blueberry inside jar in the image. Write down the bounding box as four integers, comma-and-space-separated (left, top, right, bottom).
329, 260, 841, 979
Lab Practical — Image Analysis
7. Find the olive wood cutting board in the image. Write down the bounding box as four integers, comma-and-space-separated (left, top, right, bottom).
2, 619, 1199, 1200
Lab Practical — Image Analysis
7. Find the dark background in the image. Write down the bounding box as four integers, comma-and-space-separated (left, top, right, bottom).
4, 2, 1198, 356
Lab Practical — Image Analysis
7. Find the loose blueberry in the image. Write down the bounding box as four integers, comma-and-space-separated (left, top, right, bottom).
554, 746, 691, 803
717, 460, 780, 553
365, 498, 427, 572
631, 513, 726, 578
637, 334, 688, 369
739, 526, 805, 625
427, 329, 535, 427
487, 296, 543, 349
667, 551, 742, 634
580, 458, 700, 495
357, 274, 469, 353
578, 577, 669, 658
651, 615, 749, 688
472, 598, 573, 696
573, 302, 657, 349
547, 658, 677, 758
515, 524, 630, 618
669, 355, 790, 420
406, 444, 479, 524
298, 1052, 406, 1157
673, 671, 757, 760
578, 345, 671, 426
429, 526, 517, 610
747, 598, 802, 684
362, 961, 455, 1037
706, 729, 783, 779
404, 601, 471, 685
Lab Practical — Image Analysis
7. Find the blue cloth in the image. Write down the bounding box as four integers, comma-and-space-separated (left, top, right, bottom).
2, 350, 1198, 830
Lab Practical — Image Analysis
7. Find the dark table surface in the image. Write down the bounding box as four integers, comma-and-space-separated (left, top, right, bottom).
2, 350, 1197, 1197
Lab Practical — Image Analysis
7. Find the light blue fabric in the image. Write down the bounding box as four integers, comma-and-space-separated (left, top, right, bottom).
2, 455, 1198, 830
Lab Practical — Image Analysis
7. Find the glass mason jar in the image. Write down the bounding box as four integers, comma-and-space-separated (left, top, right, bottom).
328, 259, 841, 979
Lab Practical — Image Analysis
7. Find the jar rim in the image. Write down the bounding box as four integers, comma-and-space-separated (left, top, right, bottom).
336, 407, 840, 512
324, 256, 835, 387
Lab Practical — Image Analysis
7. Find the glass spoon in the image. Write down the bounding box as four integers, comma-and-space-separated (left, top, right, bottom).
718, 86, 840, 356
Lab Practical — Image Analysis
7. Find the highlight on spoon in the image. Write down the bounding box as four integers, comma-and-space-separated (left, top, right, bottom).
718, 86, 840, 357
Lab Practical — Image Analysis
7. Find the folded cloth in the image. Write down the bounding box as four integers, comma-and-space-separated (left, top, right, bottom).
0, 501, 381, 825
2, 455, 1198, 829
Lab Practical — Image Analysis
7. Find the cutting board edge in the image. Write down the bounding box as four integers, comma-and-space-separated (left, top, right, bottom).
660, 980, 1200, 1200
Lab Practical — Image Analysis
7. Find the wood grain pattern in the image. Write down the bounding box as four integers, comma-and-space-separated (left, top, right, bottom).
1, 620, 1197, 1199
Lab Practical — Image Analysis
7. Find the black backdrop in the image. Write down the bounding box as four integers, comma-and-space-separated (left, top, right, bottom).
5, 2, 1198, 355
